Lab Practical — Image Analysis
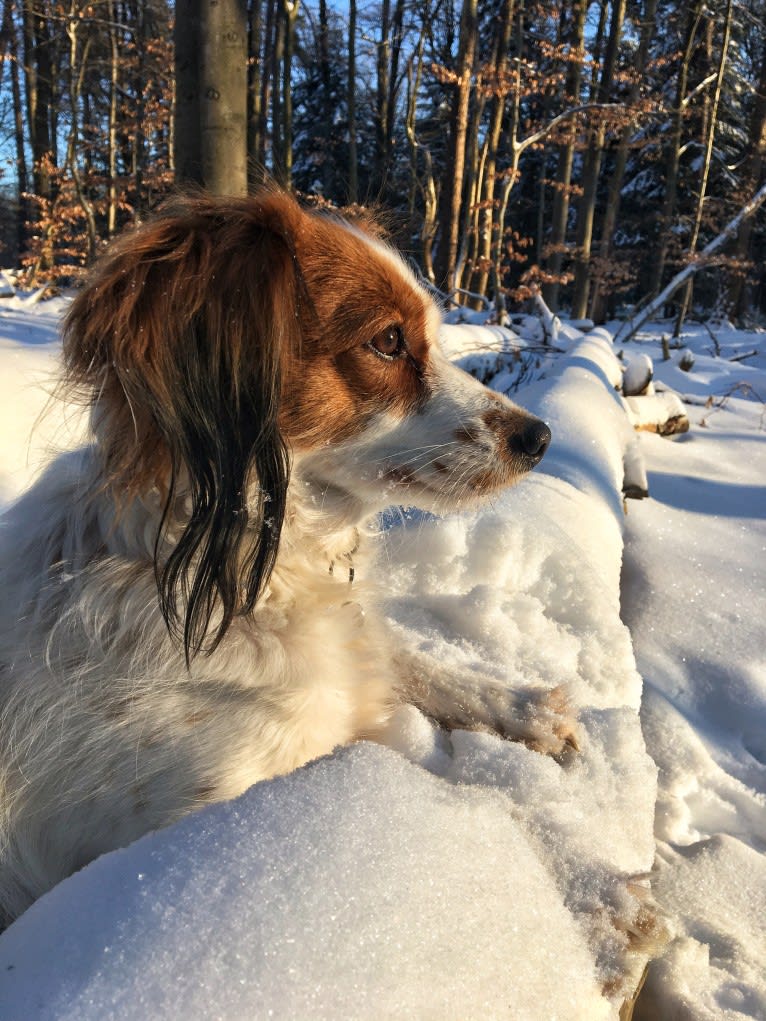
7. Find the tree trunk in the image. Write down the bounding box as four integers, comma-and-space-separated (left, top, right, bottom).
0, 0, 28, 256
174, 0, 203, 185
271, 1, 285, 176
106, 0, 118, 235
405, 27, 437, 281
434, 0, 477, 296
21, 0, 54, 202
201, 0, 248, 195
280, 0, 298, 187
646, 0, 705, 299
570, 0, 626, 319
385, 0, 405, 162
258, 0, 277, 174
65, 3, 98, 263
589, 0, 658, 322
455, 85, 484, 294
175, 0, 247, 195
347, 0, 358, 203
132, 0, 147, 216
374, 0, 390, 194
673, 0, 734, 335
318, 0, 332, 194
542, 0, 588, 310
247, 0, 265, 186
470, 0, 514, 303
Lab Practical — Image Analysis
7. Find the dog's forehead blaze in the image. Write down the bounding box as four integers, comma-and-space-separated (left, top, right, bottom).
281, 216, 435, 448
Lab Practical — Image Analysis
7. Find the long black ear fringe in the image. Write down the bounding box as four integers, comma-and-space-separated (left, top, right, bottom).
62, 190, 306, 664
155, 313, 291, 664
146, 201, 303, 665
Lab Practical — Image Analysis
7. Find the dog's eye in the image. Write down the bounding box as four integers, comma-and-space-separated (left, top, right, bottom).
368, 325, 405, 360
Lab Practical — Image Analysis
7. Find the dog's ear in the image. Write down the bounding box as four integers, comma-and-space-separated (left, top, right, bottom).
63, 192, 304, 660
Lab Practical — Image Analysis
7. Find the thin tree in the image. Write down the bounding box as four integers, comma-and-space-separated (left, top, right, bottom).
106, 0, 119, 235
64, 0, 98, 262
542, 0, 588, 310
258, 0, 278, 173
434, 0, 477, 295
405, 22, 438, 280
372, 0, 405, 196
280, 0, 299, 187
570, 0, 627, 319
347, 0, 358, 203
0, 0, 28, 256
131, 0, 148, 216
248, 0, 265, 183
21, 0, 56, 203
673, 0, 734, 335
175, 0, 203, 184
317, 0, 332, 194
647, 0, 706, 299
589, 0, 658, 322
468, 0, 514, 303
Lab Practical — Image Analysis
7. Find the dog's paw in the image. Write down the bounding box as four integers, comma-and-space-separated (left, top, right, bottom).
482, 683, 581, 757
596, 876, 671, 1009
400, 666, 581, 758
515, 684, 581, 756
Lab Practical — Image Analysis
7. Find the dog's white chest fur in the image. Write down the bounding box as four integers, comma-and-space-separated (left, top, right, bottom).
0, 457, 391, 921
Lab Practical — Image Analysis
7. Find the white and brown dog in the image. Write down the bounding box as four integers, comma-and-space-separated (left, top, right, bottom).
0, 189, 574, 926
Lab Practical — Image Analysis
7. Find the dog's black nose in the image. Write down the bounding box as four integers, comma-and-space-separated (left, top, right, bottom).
520, 420, 551, 463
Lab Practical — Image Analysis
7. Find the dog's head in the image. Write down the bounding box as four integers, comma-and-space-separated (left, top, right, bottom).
64, 189, 550, 658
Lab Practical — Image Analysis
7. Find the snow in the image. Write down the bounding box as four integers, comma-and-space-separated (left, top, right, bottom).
0, 745, 612, 1021
616, 321, 766, 1019
0, 300, 763, 1019
0, 298, 84, 502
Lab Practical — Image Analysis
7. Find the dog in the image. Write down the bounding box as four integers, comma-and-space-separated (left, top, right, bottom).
0, 189, 574, 927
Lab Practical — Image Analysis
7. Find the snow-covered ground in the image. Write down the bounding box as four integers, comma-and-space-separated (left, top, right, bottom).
0, 296, 762, 1019
618, 325, 766, 1020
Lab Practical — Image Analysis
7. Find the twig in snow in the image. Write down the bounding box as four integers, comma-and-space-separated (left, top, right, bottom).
700, 319, 721, 356
694, 382, 766, 429
728, 350, 758, 363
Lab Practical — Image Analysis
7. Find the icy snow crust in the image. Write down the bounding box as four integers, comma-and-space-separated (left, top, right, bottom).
0, 746, 612, 1021
0, 304, 762, 1017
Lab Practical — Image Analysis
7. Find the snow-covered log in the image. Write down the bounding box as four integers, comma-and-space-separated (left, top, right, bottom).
530, 288, 561, 344
622, 353, 654, 396
0, 271, 16, 298
623, 436, 650, 499
624, 392, 690, 436
0, 330, 660, 1019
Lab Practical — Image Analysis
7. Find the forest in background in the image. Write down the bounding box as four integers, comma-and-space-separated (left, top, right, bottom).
0, 0, 764, 325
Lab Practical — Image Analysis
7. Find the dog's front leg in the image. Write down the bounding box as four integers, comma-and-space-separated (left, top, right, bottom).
391, 648, 580, 757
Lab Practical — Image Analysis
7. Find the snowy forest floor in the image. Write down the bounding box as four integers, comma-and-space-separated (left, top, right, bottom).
617, 325, 766, 1019
0, 297, 763, 1020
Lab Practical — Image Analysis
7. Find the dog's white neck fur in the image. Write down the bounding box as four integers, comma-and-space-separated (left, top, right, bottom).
0, 443, 395, 924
